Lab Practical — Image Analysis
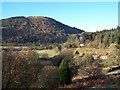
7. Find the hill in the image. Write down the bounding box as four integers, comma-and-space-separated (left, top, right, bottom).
1, 16, 84, 45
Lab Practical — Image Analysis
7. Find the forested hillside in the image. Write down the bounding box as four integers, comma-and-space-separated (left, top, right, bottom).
66, 26, 120, 48
1, 16, 84, 45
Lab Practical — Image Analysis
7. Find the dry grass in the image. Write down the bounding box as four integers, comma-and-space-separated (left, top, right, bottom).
74, 47, 109, 54
36, 49, 59, 57
75, 48, 96, 53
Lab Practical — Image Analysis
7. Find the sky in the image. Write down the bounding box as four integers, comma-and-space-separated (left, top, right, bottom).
1, 2, 118, 32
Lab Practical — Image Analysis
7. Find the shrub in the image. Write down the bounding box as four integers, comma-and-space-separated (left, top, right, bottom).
51, 49, 74, 66
2, 49, 41, 88
31, 66, 60, 88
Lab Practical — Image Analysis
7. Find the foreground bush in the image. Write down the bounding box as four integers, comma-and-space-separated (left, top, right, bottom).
31, 66, 60, 88
2, 49, 42, 88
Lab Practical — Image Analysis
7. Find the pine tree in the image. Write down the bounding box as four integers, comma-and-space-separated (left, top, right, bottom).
59, 59, 71, 85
